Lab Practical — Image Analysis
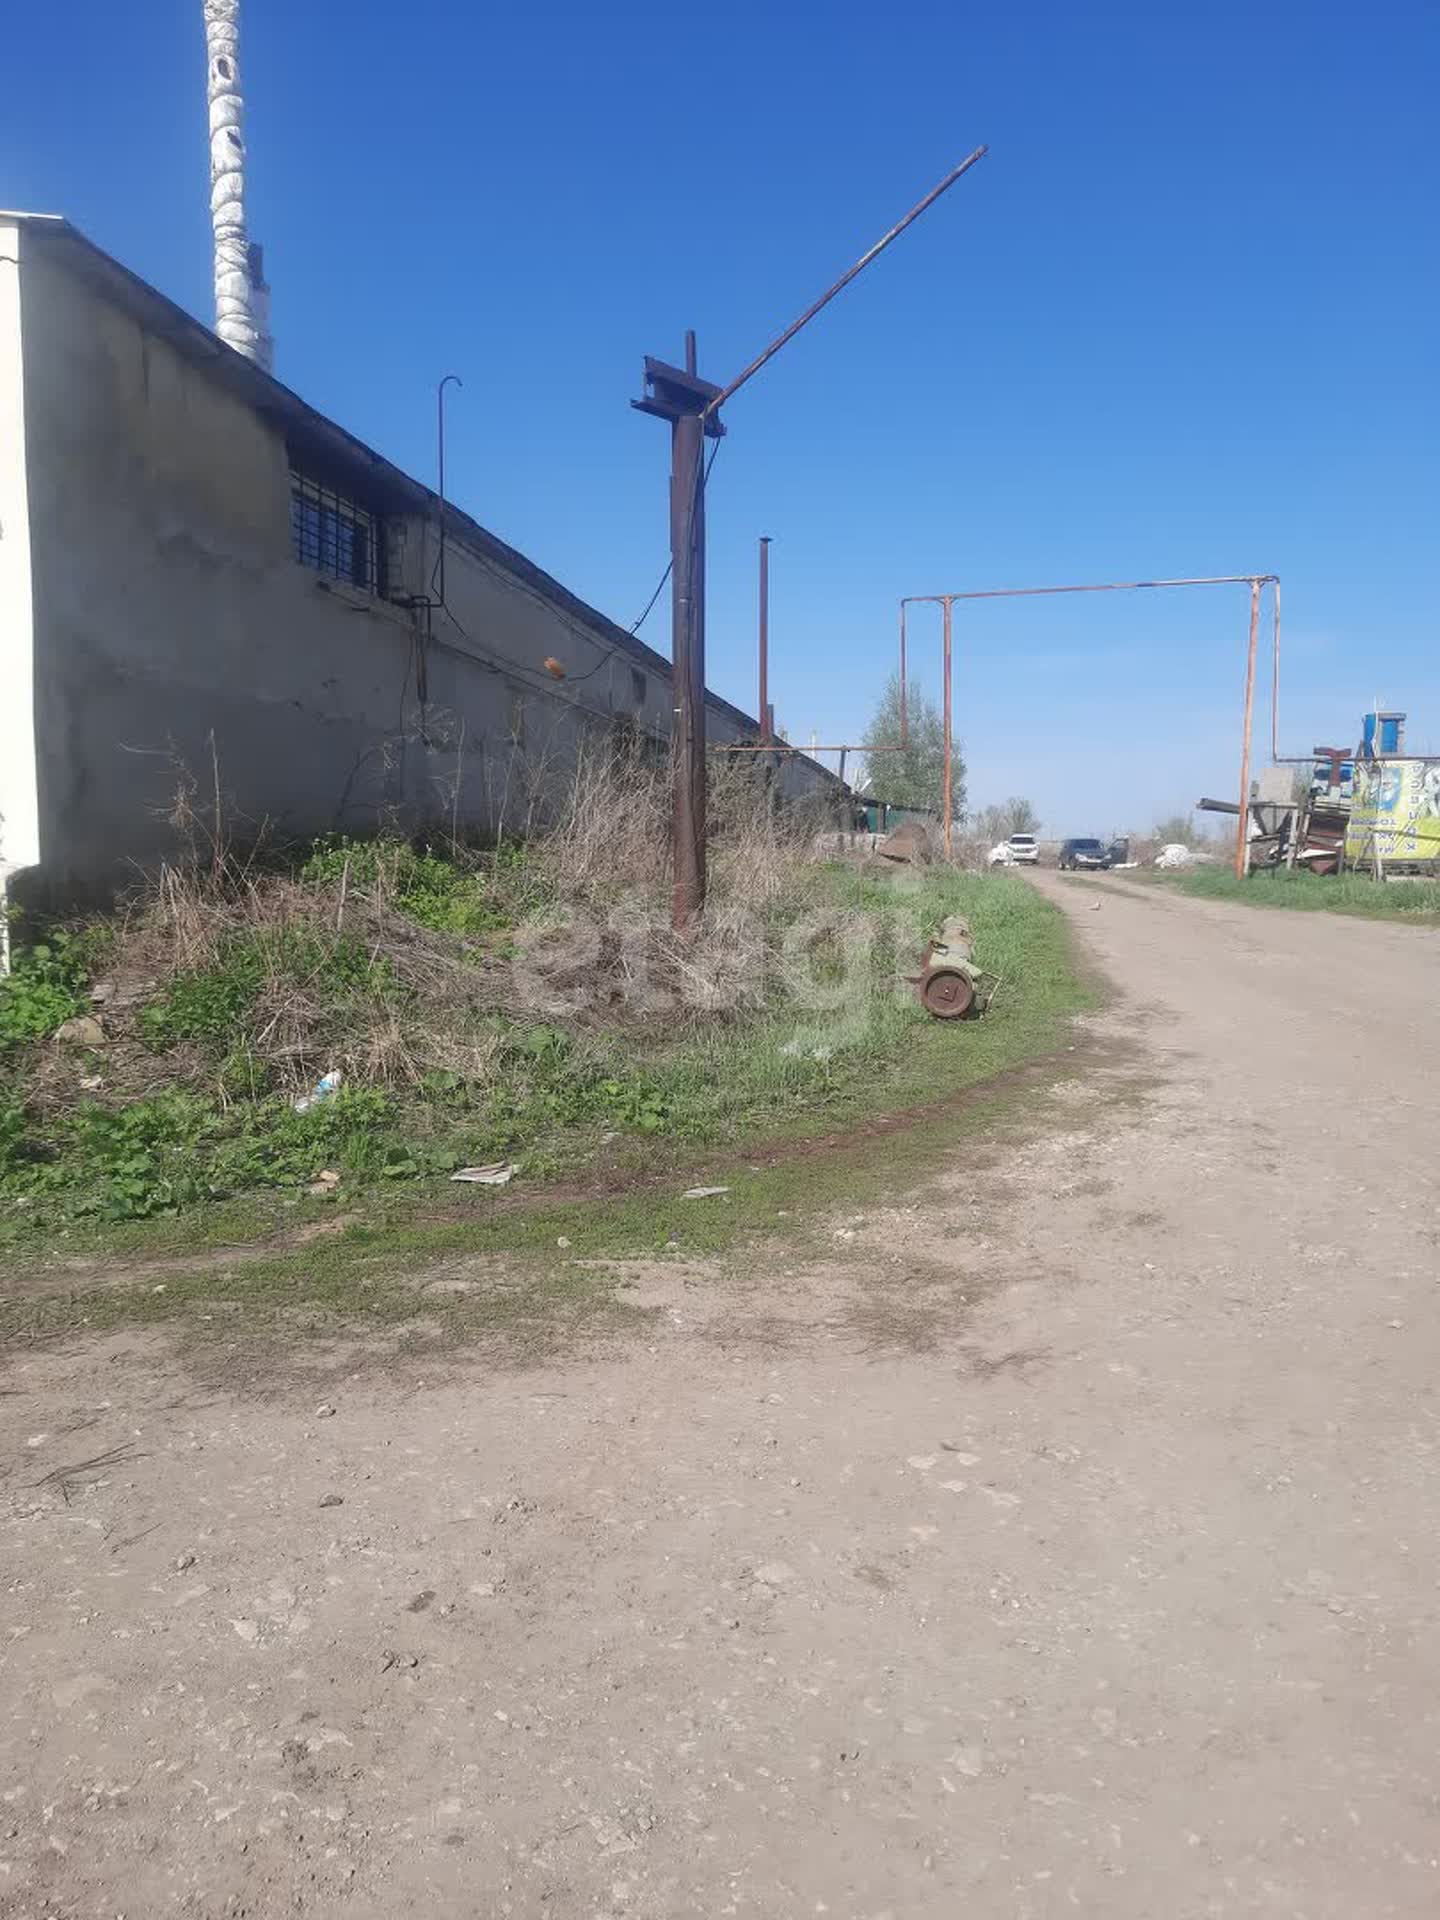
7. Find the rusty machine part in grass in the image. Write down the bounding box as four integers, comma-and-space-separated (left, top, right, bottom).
913, 914, 983, 1020
919, 966, 976, 1019
877, 820, 934, 867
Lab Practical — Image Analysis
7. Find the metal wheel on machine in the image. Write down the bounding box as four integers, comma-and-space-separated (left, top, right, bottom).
918, 967, 976, 1019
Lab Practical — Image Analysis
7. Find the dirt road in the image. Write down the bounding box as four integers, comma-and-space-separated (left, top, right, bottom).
4, 876, 1439, 1918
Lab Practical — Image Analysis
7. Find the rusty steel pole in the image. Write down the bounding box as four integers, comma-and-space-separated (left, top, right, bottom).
758, 535, 772, 743
634, 151, 986, 924
1270, 577, 1282, 764
435, 373, 461, 607
686, 336, 708, 894
898, 594, 958, 852
676, 337, 707, 929
898, 601, 908, 746
633, 336, 725, 930
1235, 576, 1261, 879
671, 406, 706, 923
942, 594, 954, 859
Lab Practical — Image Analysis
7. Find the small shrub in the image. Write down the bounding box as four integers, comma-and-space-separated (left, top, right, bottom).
0, 928, 102, 1051
0, 1100, 27, 1173
511, 1024, 572, 1068
209, 1086, 400, 1188
217, 1043, 273, 1101
46, 1093, 218, 1220
417, 1067, 467, 1103
140, 930, 393, 1052
599, 1077, 673, 1133
0, 1083, 466, 1227
277, 927, 392, 995
301, 836, 512, 936
140, 950, 263, 1046
0, 971, 83, 1050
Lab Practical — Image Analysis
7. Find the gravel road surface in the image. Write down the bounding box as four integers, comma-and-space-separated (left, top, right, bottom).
3, 874, 1438, 1918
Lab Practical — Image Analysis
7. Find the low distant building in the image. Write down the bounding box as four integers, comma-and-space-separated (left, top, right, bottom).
0, 213, 841, 906
852, 797, 939, 836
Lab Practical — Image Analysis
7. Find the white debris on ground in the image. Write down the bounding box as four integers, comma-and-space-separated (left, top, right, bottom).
293, 1069, 343, 1113
1154, 842, 1194, 869
450, 1162, 517, 1186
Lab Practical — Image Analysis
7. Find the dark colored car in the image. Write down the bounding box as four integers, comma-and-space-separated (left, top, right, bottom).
1059, 837, 1111, 871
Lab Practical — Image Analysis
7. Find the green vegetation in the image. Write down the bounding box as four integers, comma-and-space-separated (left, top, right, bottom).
0, 927, 109, 1051
1138, 864, 1440, 920
139, 928, 394, 1050
972, 798, 1042, 843
2, 862, 1083, 1243
0, 750, 1090, 1316
1151, 812, 1204, 849
299, 834, 525, 935
861, 673, 967, 821
0, 1055, 1118, 1351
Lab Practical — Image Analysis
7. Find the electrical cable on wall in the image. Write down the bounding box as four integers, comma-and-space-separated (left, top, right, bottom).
564, 437, 724, 685
433, 602, 664, 740
385, 405, 722, 735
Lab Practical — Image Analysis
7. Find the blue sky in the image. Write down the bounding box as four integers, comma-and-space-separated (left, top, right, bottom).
4, 0, 1437, 833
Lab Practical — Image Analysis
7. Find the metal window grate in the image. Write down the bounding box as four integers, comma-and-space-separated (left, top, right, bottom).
290, 470, 382, 592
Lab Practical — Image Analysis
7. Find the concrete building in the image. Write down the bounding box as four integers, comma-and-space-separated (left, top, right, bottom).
0, 213, 841, 907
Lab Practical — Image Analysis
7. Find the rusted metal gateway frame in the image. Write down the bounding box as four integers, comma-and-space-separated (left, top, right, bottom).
899, 575, 1279, 872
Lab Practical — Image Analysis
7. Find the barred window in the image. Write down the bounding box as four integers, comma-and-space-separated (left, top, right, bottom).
290, 469, 383, 593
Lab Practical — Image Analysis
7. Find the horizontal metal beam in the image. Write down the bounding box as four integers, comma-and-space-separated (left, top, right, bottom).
902, 573, 1277, 607
715, 743, 906, 755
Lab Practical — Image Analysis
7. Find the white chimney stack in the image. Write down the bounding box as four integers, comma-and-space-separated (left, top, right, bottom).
204, 0, 272, 368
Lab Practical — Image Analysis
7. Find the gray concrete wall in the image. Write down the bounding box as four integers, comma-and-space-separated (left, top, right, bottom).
19, 243, 439, 903
15, 235, 840, 906
0, 222, 42, 885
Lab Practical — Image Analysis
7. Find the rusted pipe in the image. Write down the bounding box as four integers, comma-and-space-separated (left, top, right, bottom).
436, 373, 461, 608
895, 594, 957, 851
758, 535, 771, 744
899, 600, 908, 747
913, 573, 1278, 603
718, 743, 907, 754
1270, 577, 1282, 764
942, 594, 954, 859
1236, 578, 1261, 880
701, 147, 988, 425
670, 339, 707, 930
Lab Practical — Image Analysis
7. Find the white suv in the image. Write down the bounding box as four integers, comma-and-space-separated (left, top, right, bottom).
1006, 834, 1039, 865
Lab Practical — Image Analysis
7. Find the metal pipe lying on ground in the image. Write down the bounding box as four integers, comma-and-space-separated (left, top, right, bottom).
913, 914, 981, 1019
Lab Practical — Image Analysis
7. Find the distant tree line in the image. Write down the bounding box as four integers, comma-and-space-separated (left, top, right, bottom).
860, 679, 1230, 852
970, 799, 1042, 842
